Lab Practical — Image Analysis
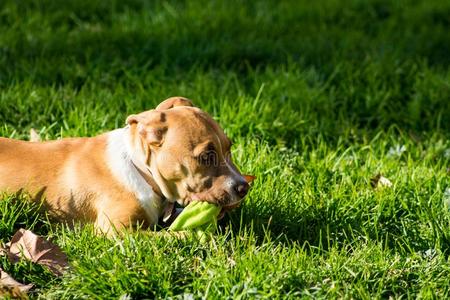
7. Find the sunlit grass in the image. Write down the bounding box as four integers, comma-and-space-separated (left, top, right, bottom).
1, 0, 450, 298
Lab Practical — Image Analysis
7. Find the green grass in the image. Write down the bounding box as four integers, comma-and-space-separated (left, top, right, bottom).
1, 0, 450, 298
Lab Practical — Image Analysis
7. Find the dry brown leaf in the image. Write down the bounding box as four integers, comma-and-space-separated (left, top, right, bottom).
7, 229, 69, 276
0, 269, 33, 296
370, 174, 393, 189
243, 174, 256, 183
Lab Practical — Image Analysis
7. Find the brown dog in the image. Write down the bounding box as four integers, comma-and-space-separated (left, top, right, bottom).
0, 97, 249, 233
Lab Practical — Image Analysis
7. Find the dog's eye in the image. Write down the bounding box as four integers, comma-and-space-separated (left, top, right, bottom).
198, 150, 217, 166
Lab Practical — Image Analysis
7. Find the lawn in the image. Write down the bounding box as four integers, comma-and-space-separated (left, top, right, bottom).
1, 0, 450, 298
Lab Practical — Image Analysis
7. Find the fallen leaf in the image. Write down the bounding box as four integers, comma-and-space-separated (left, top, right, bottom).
243, 174, 256, 183
7, 229, 69, 276
29, 128, 41, 142
387, 145, 406, 158
0, 268, 33, 296
370, 174, 393, 189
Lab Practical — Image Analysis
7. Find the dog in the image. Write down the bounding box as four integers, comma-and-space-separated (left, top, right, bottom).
0, 97, 250, 234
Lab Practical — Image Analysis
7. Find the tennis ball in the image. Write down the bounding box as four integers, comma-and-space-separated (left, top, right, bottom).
168, 201, 221, 231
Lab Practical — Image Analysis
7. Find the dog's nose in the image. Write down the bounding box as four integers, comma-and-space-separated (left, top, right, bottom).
234, 181, 249, 198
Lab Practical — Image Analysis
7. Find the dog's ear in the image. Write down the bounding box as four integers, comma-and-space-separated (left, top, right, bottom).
126, 111, 167, 146
156, 97, 194, 110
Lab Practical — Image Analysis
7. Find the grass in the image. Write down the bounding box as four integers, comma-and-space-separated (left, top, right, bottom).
1, 0, 450, 298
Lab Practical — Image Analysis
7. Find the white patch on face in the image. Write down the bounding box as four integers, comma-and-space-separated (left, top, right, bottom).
105, 128, 162, 224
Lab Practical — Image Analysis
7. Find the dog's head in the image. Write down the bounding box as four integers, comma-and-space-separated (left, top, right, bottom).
126, 97, 250, 210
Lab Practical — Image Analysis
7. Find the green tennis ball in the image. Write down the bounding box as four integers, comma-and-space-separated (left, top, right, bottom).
169, 201, 221, 231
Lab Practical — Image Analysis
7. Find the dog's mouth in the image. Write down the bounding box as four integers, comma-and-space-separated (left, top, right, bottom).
217, 200, 243, 219
162, 175, 255, 225
162, 199, 243, 224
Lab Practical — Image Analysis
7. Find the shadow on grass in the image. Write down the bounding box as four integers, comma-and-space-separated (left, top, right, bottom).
1, 1, 449, 138
0, 193, 52, 242
0, 193, 58, 291
1, 0, 449, 85
227, 197, 450, 255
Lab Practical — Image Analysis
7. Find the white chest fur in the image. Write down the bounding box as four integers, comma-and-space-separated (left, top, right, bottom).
105, 128, 162, 223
